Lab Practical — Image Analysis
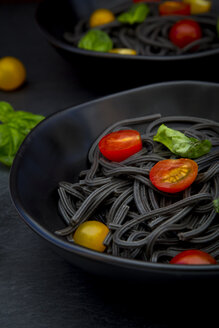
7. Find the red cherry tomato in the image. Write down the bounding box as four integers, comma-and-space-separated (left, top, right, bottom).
159, 1, 191, 16
169, 19, 202, 49
98, 129, 142, 162
170, 250, 217, 265
149, 158, 198, 193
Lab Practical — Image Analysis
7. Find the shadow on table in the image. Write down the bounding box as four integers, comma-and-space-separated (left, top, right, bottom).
84, 271, 218, 327
55, 47, 219, 97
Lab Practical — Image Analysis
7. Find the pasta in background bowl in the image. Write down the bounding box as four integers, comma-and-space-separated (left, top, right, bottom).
35, 0, 219, 89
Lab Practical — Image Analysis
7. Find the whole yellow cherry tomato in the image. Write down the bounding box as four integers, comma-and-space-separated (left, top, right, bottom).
73, 221, 109, 252
182, 0, 211, 14
0, 56, 26, 91
109, 48, 137, 55
89, 8, 115, 28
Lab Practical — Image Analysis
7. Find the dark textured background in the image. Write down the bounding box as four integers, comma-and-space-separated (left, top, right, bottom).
0, 2, 218, 328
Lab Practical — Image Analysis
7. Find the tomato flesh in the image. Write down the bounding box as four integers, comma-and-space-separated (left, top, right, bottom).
169, 19, 202, 49
73, 221, 109, 252
170, 249, 217, 265
159, 1, 191, 16
98, 129, 142, 162
149, 158, 198, 193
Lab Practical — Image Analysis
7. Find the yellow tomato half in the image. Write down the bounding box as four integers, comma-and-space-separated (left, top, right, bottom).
73, 221, 109, 252
182, 0, 211, 14
109, 48, 137, 55
89, 8, 115, 28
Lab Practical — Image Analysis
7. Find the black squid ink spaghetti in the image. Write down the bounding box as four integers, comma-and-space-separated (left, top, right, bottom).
63, 2, 219, 57
55, 114, 219, 265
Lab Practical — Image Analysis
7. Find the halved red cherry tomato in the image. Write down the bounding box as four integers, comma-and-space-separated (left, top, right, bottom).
159, 1, 191, 16
169, 19, 202, 49
149, 158, 198, 193
98, 129, 142, 162
170, 249, 217, 265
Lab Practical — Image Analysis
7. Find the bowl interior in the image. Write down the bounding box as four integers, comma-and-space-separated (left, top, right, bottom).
10, 81, 219, 278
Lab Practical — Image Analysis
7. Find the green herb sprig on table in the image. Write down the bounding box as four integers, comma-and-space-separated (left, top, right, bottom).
0, 101, 44, 166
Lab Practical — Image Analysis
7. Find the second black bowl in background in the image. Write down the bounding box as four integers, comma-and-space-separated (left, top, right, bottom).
35, 0, 219, 92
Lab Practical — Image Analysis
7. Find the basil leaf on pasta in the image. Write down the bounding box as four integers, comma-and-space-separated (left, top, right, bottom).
213, 198, 219, 213
153, 124, 212, 158
78, 29, 113, 52
117, 3, 150, 25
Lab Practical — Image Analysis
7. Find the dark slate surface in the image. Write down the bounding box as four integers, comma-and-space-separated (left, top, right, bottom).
0, 2, 218, 328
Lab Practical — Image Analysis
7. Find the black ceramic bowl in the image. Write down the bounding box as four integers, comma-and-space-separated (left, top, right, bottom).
10, 81, 219, 283
35, 0, 219, 88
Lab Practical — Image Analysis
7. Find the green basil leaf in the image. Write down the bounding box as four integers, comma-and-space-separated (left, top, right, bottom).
0, 102, 45, 167
117, 3, 150, 25
213, 198, 219, 213
0, 124, 25, 166
78, 29, 113, 52
0, 101, 14, 123
181, 137, 212, 159
153, 124, 212, 158
7, 111, 44, 134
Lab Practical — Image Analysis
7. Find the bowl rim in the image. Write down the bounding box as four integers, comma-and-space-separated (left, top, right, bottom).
35, 0, 219, 62
9, 80, 219, 274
